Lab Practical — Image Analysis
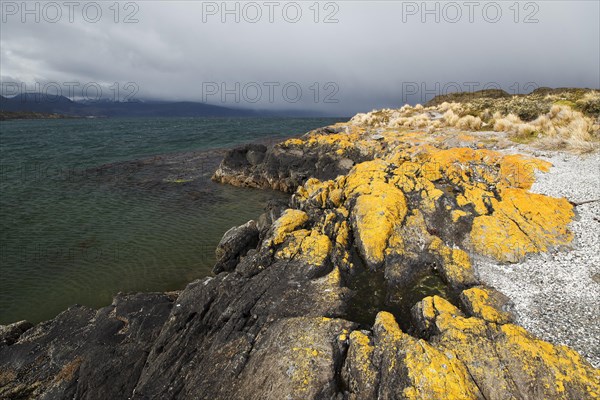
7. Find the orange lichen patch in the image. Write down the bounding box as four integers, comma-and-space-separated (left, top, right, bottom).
451, 209, 468, 222
374, 311, 404, 342
300, 231, 332, 265
342, 160, 390, 198
498, 324, 600, 397
268, 209, 309, 246
445, 248, 477, 287
281, 138, 305, 147
426, 147, 501, 181
498, 188, 574, 246
460, 287, 511, 324
275, 229, 309, 256
425, 296, 487, 338
389, 168, 416, 193
412, 147, 555, 216
470, 214, 533, 262
338, 328, 349, 342
329, 188, 344, 207
471, 188, 574, 262
279, 134, 575, 266
456, 133, 478, 143
426, 300, 525, 399
300, 127, 368, 153
335, 220, 350, 247
412, 147, 495, 215
498, 154, 552, 189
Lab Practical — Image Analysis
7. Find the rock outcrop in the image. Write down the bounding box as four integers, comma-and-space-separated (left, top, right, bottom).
2, 98, 599, 399
212, 127, 371, 192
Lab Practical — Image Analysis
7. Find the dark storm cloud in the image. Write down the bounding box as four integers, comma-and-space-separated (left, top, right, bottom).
1, 0, 598, 115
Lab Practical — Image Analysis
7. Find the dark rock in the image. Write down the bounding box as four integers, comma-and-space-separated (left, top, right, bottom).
0, 320, 33, 347
246, 144, 267, 166
0, 293, 173, 400
132, 259, 349, 399
212, 136, 367, 193
213, 220, 259, 273
257, 199, 288, 240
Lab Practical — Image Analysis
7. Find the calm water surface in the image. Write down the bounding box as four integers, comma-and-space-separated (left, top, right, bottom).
0, 117, 343, 324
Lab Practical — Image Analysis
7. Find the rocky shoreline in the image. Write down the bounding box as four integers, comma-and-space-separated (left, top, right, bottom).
2, 90, 599, 399
0, 111, 76, 121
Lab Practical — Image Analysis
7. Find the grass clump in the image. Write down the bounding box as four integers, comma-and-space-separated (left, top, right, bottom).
350, 88, 599, 153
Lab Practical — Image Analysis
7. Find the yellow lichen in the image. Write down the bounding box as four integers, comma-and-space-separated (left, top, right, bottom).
499, 154, 551, 189
402, 338, 481, 400
499, 324, 600, 397
275, 229, 332, 267
429, 239, 476, 287
374, 311, 482, 399
374, 311, 404, 342
350, 187, 407, 266
461, 287, 509, 324
345, 330, 378, 393
451, 209, 468, 222
471, 188, 574, 262
282, 138, 304, 147
412, 295, 600, 399
250, 110, 592, 399
268, 209, 309, 246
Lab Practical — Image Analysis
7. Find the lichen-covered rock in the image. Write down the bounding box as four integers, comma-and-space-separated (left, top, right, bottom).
410, 296, 600, 400
212, 129, 368, 192
2, 99, 597, 399
470, 188, 574, 262
460, 286, 515, 324
232, 316, 355, 400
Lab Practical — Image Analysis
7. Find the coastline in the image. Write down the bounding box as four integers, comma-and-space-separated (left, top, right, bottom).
0, 111, 77, 121
0, 119, 330, 326
476, 150, 600, 367
2, 91, 599, 399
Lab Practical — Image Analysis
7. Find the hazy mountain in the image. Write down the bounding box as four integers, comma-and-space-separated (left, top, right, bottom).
0, 94, 328, 118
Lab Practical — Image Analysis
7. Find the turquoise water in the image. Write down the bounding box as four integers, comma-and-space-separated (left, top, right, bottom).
0, 117, 343, 324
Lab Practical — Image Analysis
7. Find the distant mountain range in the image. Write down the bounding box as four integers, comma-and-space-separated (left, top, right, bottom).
0, 94, 328, 118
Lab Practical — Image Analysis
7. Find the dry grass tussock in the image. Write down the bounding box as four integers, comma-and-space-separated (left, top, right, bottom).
349, 92, 600, 153
493, 105, 599, 153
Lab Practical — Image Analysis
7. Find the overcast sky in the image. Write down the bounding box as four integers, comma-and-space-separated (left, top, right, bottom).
1, 0, 598, 115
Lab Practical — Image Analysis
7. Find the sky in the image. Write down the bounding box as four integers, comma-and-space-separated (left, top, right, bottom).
1, 0, 599, 115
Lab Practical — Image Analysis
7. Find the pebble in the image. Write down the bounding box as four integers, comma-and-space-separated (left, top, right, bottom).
476, 150, 600, 368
